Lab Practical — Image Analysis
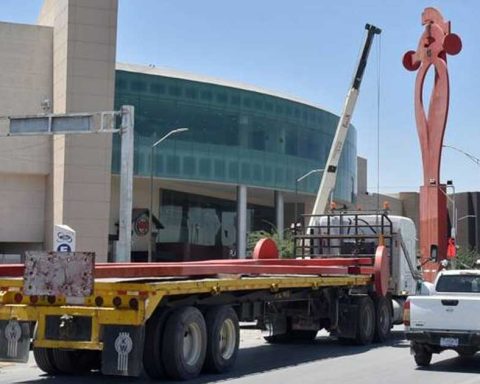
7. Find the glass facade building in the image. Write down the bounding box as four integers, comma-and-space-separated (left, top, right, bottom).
112, 65, 357, 260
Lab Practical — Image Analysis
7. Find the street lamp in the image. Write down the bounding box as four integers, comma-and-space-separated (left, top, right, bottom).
148, 127, 189, 262
295, 169, 324, 225
458, 215, 476, 222
443, 144, 480, 167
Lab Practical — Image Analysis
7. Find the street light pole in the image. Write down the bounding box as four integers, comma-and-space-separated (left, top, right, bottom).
446, 180, 456, 239
458, 215, 476, 223
294, 169, 324, 225
148, 127, 189, 262
444, 144, 480, 167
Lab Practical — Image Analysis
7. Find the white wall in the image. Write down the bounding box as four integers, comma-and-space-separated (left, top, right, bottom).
0, 22, 53, 244
0, 22, 53, 175
0, 174, 46, 242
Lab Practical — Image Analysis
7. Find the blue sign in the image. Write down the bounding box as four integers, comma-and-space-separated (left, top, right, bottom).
57, 244, 71, 252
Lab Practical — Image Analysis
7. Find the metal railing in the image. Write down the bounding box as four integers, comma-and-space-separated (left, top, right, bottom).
293, 211, 393, 259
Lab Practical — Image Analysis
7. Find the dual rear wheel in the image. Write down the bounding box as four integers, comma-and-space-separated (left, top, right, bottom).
34, 305, 240, 381
337, 295, 392, 346
351, 295, 392, 345
143, 305, 240, 380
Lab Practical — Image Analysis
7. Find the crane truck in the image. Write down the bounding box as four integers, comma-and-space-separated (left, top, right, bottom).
0, 24, 425, 381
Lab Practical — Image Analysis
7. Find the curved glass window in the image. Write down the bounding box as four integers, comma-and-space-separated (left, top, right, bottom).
113, 71, 357, 203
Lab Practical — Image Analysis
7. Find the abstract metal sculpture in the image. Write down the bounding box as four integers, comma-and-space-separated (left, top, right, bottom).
403, 7, 462, 281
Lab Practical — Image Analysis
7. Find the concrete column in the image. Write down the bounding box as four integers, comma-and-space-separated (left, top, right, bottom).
38, 0, 118, 261
116, 106, 134, 262
236, 185, 247, 259
275, 191, 284, 241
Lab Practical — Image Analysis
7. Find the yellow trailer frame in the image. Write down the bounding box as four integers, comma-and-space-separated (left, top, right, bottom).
0, 275, 372, 351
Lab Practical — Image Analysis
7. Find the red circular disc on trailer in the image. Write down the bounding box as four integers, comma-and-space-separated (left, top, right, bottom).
252, 238, 279, 260
374, 245, 390, 297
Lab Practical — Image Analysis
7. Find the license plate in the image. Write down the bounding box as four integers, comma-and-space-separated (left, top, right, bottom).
440, 337, 459, 347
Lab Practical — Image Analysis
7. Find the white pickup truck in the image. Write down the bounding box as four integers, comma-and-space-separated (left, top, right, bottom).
404, 269, 480, 366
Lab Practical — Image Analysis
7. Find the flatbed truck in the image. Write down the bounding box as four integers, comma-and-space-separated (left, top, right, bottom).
0, 23, 403, 381
0, 211, 422, 380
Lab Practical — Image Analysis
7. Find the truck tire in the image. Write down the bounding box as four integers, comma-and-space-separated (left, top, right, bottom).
143, 309, 171, 379
33, 348, 60, 375
203, 306, 240, 373
373, 296, 392, 342
52, 349, 99, 374
354, 296, 375, 345
414, 347, 432, 367
162, 306, 207, 380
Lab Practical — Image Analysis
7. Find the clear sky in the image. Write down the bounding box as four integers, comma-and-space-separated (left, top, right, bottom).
1, 0, 479, 193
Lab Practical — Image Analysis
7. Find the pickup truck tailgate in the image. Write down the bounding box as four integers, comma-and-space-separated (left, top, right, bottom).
410, 295, 480, 331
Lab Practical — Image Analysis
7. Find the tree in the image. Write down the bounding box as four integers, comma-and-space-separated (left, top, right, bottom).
455, 246, 480, 269
247, 222, 295, 259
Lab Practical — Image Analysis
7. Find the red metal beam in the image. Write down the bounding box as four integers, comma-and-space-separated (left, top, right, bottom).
93, 258, 373, 268
175, 258, 374, 266
92, 264, 351, 278
0, 264, 23, 277
0, 258, 376, 279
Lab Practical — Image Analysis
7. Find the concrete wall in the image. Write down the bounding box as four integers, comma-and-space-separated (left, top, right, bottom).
0, 22, 53, 244
357, 156, 367, 195
0, 175, 46, 242
0, 22, 52, 176
454, 192, 480, 251
398, 192, 420, 232
38, 0, 117, 259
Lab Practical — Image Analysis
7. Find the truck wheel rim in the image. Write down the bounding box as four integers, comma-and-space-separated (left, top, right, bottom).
183, 323, 202, 366
219, 319, 236, 360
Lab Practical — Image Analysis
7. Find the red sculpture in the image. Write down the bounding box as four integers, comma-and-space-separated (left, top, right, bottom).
403, 8, 462, 282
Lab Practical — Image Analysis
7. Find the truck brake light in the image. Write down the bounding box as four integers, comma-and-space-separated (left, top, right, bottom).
403, 300, 410, 326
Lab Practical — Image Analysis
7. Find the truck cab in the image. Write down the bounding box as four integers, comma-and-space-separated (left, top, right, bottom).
295, 211, 421, 324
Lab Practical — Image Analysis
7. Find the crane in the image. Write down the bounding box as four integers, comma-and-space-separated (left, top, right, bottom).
309, 24, 381, 227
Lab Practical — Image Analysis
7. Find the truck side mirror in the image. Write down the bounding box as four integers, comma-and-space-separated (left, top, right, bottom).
430, 245, 439, 263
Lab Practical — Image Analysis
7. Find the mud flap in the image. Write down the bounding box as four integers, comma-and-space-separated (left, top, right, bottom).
101, 325, 144, 377
0, 320, 30, 363
337, 303, 357, 339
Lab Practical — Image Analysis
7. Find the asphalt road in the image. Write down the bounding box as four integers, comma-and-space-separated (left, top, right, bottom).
2, 327, 480, 384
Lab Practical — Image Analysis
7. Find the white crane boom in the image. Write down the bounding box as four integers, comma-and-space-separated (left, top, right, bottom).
309, 24, 381, 227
